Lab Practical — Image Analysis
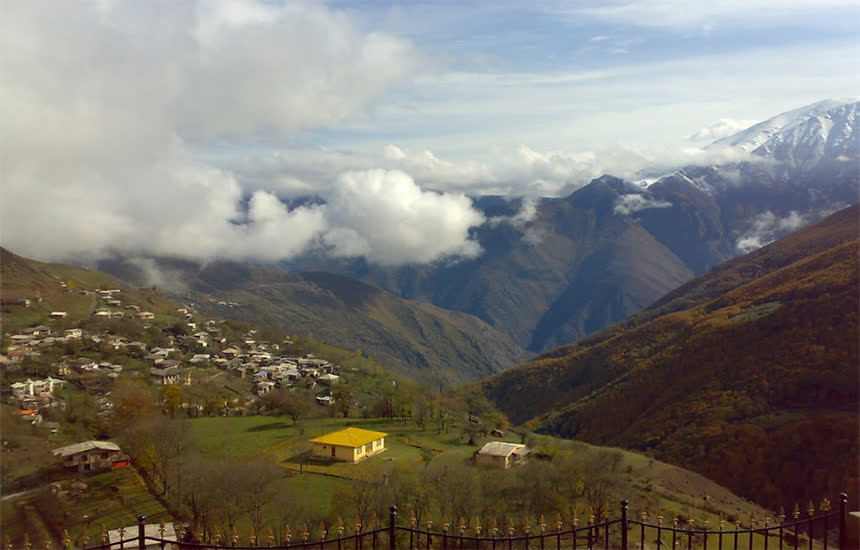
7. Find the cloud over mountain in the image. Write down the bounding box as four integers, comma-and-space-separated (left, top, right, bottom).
0, 1, 488, 265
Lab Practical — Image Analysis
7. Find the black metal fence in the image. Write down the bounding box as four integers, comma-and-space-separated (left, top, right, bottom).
8, 493, 850, 550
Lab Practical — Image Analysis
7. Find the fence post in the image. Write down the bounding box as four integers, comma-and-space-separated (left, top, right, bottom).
390, 506, 398, 550
137, 515, 146, 550
839, 493, 848, 550
620, 501, 628, 550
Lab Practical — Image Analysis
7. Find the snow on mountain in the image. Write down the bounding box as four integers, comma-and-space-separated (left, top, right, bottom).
710, 98, 859, 166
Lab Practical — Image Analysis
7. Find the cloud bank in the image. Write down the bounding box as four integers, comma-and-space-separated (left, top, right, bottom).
613, 194, 673, 215
0, 1, 487, 266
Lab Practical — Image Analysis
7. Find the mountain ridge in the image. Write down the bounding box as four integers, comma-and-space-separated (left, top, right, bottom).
481, 204, 859, 509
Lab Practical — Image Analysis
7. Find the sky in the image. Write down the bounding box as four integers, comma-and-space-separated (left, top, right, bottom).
1, 0, 858, 266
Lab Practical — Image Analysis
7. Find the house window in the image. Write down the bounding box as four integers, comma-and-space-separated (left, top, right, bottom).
364, 443, 372, 454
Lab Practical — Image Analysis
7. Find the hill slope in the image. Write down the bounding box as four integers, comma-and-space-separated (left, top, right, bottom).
482, 205, 859, 509
97, 258, 529, 385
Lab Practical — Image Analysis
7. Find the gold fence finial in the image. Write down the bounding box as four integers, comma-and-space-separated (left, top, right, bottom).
475, 519, 482, 536
355, 515, 362, 534
302, 523, 309, 541
248, 528, 256, 547
42, 532, 52, 550
779, 506, 786, 523
410, 509, 417, 528
507, 517, 514, 537
491, 517, 498, 537
821, 498, 832, 512
539, 514, 546, 534
78, 528, 88, 548
284, 524, 292, 544
658, 510, 664, 527
556, 512, 563, 531
231, 527, 239, 545
640, 510, 647, 521
268, 527, 275, 546
319, 520, 327, 540
23, 534, 31, 550
793, 503, 800, 519
213, 527, 221, 546
807, 500, 815, 517
4, 535, 11, 550
337, 517, 345, 537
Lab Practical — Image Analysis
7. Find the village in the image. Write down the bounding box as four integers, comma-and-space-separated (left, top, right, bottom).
1, 274, 541, 547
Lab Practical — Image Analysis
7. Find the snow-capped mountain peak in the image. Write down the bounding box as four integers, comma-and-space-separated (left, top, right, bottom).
709, 98, 859, 166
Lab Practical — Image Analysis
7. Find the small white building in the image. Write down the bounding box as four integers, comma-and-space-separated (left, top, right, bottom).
50, 311, 68, 319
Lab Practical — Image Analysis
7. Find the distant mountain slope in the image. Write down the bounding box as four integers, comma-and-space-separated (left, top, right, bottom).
98, 258, 528, 385
290, 176, 695, 352
482, 205, 859, 508
286, 101, 858, 354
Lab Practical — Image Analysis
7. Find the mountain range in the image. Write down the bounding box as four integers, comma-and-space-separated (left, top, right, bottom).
482, 204, 859, 509
283, 98, 859, 353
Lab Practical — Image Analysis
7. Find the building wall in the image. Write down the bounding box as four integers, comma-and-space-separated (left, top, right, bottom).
311, 438, 385, 462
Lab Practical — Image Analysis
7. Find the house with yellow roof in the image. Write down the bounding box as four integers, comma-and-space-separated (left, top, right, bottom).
310, 427, 387, 462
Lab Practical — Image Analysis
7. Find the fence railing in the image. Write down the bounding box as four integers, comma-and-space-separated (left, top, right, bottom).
7, 493, 850, 550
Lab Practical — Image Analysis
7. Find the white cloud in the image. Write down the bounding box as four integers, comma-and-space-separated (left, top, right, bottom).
735, 210, 806, 253
321, 170, 484, 265
688, 118, 760, 142
566, 0, 860, 30
0, 1, 463, 266
613, 194, 673, 215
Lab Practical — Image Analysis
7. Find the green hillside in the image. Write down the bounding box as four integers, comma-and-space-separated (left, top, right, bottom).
100, 259, 529, 385
1, 248, 181, 332
482, 205, 859, 509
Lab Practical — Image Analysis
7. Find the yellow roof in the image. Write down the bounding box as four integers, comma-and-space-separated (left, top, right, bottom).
310, 427, 387, 448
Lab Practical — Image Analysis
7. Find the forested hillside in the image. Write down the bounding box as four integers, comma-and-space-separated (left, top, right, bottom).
482, 205, 859, 509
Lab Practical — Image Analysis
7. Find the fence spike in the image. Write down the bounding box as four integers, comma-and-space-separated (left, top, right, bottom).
556, 512, 563, 531
425, 519, 433, 531
475, 520, 482, 536
409, 510, 417, 528
213, 527, 221, 546
523, 518, 530, 535
539, 514, 546, 534
284, 524, 292, 544
100, 522, 108, 544
78, 527, 88, 548
42, 533, 52, 550
673, 515, 679, 528
319, 520, 327, 540
176, 523, 185, 543
507, 518, 514, 537
821, 498, 832, 512
734, 519, 741, 529
779, 507, 786, 524
302, 523, 310, 541
338, 517, 345, 537
159, 520, 166, 538
355, 516, 362, 534
232, 528, 240, 545
459, 518, 466, 535
23, 534, 32, 550
268, 527, 275, 546
807, 500, 815, 516
718, 513, 724, 529
793, 503, 800, 519
3, 535, 10, 550
371, 512, 379, 529
749, 511, 756, 527
640, 510, 647, 521
248, 528, 257, 547
491, 518, 498, 537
